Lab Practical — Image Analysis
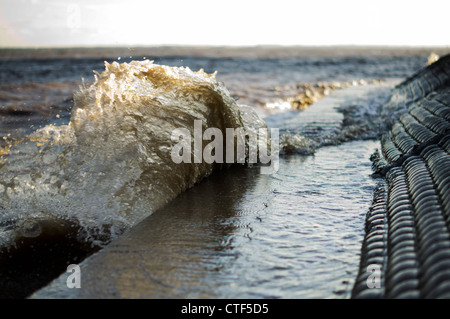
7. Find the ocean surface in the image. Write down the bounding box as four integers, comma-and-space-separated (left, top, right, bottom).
0, 46, 447, 298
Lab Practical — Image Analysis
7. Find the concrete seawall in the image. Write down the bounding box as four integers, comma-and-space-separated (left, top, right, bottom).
352, 54, 450, 298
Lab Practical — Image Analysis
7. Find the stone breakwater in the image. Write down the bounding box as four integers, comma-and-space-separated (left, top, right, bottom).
352, 54, 450, 298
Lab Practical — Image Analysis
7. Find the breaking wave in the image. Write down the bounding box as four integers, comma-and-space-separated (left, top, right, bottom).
0, 60, 267, 249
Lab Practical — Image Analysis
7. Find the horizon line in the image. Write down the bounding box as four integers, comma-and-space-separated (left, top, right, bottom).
1, 43, 450, 50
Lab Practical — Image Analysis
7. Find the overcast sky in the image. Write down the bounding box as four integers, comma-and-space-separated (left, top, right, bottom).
0, 0, 449, 47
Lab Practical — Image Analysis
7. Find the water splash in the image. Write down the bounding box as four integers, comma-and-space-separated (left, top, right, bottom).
0, 60, 265, 249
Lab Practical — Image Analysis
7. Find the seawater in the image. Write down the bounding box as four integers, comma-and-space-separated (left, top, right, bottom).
31, 78, 393, 299
0, 47, 434, 298
0, 60, 267, 249
30, 139, 379, 299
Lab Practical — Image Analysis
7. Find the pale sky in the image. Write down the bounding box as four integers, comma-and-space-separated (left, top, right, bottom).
0, 0, 449, 48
